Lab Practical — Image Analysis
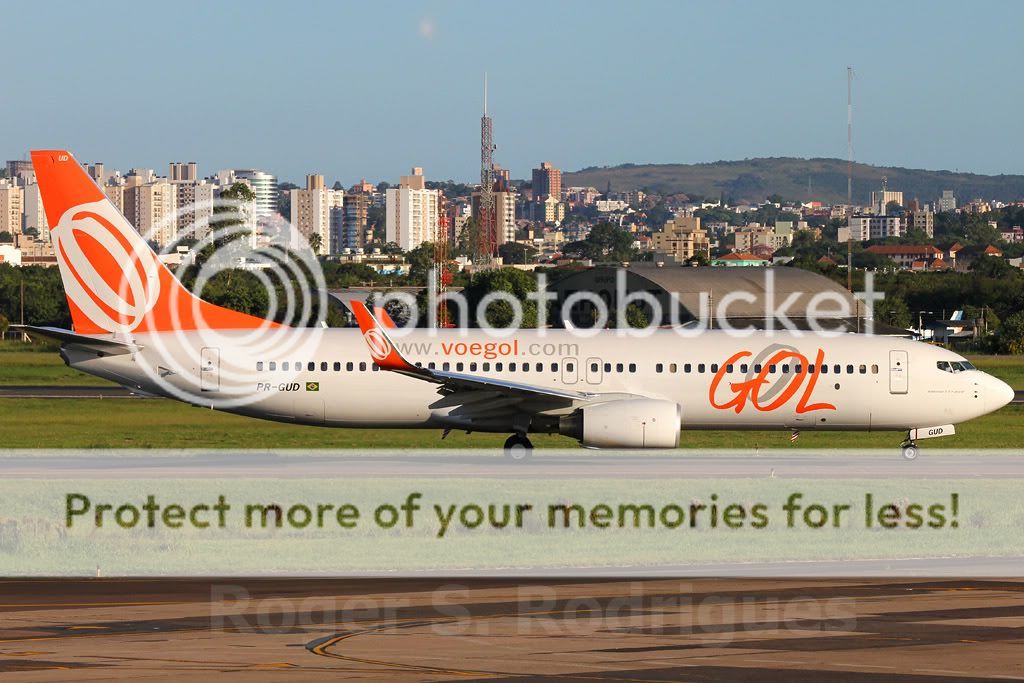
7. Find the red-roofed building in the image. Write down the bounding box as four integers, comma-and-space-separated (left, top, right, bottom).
710, 252, 769, 267
864, 244, 943, 269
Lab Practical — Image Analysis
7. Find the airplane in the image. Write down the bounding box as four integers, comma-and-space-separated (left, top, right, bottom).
18, 150, 1015, 460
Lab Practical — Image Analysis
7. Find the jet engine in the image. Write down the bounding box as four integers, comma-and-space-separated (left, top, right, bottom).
559, 399, 681, 448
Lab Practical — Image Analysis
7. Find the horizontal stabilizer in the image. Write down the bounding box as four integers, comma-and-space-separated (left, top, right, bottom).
13, 326, 141, 355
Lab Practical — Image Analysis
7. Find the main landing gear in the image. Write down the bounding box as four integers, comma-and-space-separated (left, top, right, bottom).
503, 433, 533, 461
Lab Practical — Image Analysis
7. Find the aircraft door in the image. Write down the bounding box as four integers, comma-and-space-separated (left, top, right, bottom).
562, 357, 578, 385
200, 347, 220, 392
585, 357, 603, 385
889, 350, 909, 394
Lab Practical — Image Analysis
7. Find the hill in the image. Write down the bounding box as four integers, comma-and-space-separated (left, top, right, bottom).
562, 158, 1024, 205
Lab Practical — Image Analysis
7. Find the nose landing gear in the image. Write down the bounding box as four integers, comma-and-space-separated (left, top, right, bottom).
899, 437, 919, 460
503, 433, 533, 461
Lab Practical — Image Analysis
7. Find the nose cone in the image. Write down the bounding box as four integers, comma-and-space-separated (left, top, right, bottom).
985, 374, 1015, 413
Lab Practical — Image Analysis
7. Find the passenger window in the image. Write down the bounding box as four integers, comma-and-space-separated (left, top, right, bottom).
871, 364, 879, 374
821, 364, 828, 374
604, 363, 611, 372
846, 364, 854, 374
628, 363, 636, 373
833, 364, 841, 374
333, 362, 341, 371
698, 363, 705, 373
269, 361, 276, 371
769, 365, 776, 374
781, 365, 790, 374
794, 365, 802, 374
456, 362, 464, 371
566, 362, 574, 372
684, 363, 691, 373
669, 363, 677, 373
359, 362, 367, 371
754, 364, 762, 373
307, 362, 315, 371
469, 362, 477, 371
536, 363, 543, 372
428, 362, 436, 370
710, 364, 719, 373
282, 362, 289, 371
590, 363, 598, 372
256, 361, 264, 371
740, 364, 748, 373
859, 364, 867, 374
616, 363, 624, 372
346, 362, 354, 371
510, 362, 516, 371
726, 364, 734, 373
656, 363, 664, 373
522, 363, 529, 372
496, 363, 503, 371
550, 363, 557, 372
372, 364, 379, 372
483, 362, 490, 371
321, 362, 328, 371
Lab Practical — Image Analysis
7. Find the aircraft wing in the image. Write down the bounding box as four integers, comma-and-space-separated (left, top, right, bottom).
13, 326, 141, 355
349, 301, 597, 404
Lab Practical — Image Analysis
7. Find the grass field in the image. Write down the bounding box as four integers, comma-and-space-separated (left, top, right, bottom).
0, 343, 1021, 449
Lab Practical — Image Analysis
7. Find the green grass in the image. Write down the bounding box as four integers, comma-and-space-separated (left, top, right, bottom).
0, 398, 1019, 450
0, 350, 114, 386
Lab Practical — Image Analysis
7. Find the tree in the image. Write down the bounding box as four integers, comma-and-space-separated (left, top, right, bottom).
405, 242, 435, 284
308, 233, 323, 255
212, 182, 257, 248
0, 231, 12, 244
996, 311, 1024, 354
23, 227, 38, 238
872, 296, 911, 329
564, 223, 636, 262
498, 242, 537, 265
462, 269, 542, 328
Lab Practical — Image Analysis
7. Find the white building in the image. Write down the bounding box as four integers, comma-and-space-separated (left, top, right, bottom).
847, 214, 905, 241
385, 168, 439, 251
0, 179, 23, 237
0, 244, 21, 266
229, 169, 278, 219
938, 190, 956, 212
22, 182, 48, 238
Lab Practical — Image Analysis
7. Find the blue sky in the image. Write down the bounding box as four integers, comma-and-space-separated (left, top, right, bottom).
5, 0, 1022, 184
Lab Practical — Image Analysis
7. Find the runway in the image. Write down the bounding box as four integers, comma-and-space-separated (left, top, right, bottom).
0, 578, 1021, 680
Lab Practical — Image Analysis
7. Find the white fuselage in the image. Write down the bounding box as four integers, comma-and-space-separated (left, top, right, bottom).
62, 328, 1013, 436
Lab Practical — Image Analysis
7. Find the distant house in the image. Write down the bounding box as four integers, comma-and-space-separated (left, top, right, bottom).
1000, 226, 1024, 243
711, 252, 769, 267
951, 244, 1003, 271
817, 255, 837, 266
864, 245, 943, 270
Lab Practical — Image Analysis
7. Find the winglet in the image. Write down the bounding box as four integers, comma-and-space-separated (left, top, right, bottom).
350, 301, 417, 371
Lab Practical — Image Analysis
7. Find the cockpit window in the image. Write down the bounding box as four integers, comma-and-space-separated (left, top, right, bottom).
937, 360, 975, 373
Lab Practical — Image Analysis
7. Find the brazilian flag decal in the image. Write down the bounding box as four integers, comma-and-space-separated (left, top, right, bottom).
306, 382, 320, 392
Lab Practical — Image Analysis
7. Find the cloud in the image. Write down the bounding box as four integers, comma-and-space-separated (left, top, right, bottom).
418, 17, 436, 41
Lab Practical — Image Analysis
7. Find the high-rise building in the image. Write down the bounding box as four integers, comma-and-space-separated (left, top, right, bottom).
870, 190, 903, 214
104, 181, 126, 217
5, 160, 33, 182
385, 168, 440, 251
22, 182, 48, 237
0, 180, 23, 236
231, 169, 278, 219
532, 161, 562, 201
126, 180, 177, 246
335, 192, 370, 251
290, 174, 341, 253
938, 190, 956, 212
650, 215, 710, 262
169, 162, 198, 182
907, 207, 934, 238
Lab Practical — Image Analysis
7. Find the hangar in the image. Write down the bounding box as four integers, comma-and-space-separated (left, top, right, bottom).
549, 264, 908, 334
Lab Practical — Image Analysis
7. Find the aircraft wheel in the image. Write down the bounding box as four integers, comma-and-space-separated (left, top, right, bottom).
504, 434, 533, 461
900, 443, 919, 460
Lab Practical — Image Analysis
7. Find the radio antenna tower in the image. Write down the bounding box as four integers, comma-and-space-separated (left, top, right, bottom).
846, 66, 854, 292
475, 73, 497, 265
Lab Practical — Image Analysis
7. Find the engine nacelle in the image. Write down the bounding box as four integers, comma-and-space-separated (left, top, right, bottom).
559, 399, 681, 449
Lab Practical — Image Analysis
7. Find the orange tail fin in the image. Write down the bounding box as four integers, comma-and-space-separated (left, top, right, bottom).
32, 150, 278, 335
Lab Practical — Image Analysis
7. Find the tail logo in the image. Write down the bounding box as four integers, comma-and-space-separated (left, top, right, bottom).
51, 199, 162, 334
363, 327, 393, 363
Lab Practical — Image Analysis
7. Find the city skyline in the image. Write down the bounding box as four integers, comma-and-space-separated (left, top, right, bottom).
4, 1, 1024, 183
